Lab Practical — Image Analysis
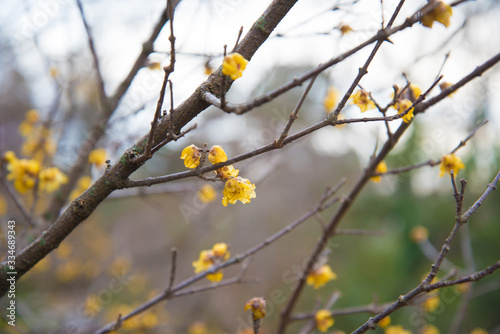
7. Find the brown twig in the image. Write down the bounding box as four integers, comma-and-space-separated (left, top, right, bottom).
204, 0, 457, 118
275, 75, 318, 147
44, 0, 182, 220
232, 26, 244, 52
451, 120, 488, 154
136, 0, 176, 162
0, 179, 33, 227
166, 248, 177, 293
351, 172, 500, 333
220, 45, 228, 109
462, 170, 500, 221
75, 0, 108, 106
94, 184, 343, 333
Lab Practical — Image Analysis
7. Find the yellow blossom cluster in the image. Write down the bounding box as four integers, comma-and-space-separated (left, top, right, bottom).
222, 53, 248, 80
2, 110, 70, 195
315, 309, 335, 332
3, 151, 67, 194
192, 243, 230, 282
180, 144, 256, 206
18, 110, 56, 162
244, 297, 266, 320
306, 264, 337, 289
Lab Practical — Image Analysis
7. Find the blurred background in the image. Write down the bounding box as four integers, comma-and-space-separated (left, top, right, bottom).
0, 0, 499, 333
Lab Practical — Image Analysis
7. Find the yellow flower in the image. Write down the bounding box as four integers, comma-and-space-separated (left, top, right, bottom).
84, 294, 102, 316
306, 264, 337, 289
208, 145, 228, 164
470, 329, 488, 334
439, 154, 465, 177
423, 295, 441, 312
180, 145, 201, 168
70, 176, 93, 201
222, 177, 256, 206
315, 309, 334, 332
456, 282, 471, 294
5, 154, 41, 193
350, 89, 376, 113
324, 87, 339, 113
192, 250, 214, 273
0, 195, 7, 216
385, 325, 412, 334
371, 161, 388, 183
18, 109, 40, 136
49, 67, 59, 78
338, 24, 353, 35
198, 184, 217, 203
212, 242, 230, 259
147, 61, 162, 71
192, 243, 230, 282
56, 260, 80, 282
88, 148, 107, 167
244, 297, 266, 320
222, 53, 248, 80
189, 321, 208, 334
411, 85, 422, 99
422, 1, 453, 28
396, 99, 414, 123
216, 165, 239, 179
21, 133, 56, 161
39, 167, 68, 193
393, 84, 421, 103
422, 324, 440, 334
3, 151, 17, 163
379, 316, 391, 328
410, 226, 429, 243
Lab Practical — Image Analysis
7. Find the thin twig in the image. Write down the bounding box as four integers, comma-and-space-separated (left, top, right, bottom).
0, 179, 33, 227
94, 184, 343, 333
75, 0, 107, 105
462, 170, 500, 221
275, 75, 318, 147
140, 69, 170, 161
166, 248, 177, 293
201, 0, 456, 116
450, 120, 488, 154
232, 26, 244, 52
335, 229, 385, 236
220, 45, 228, 109
135, 0, 176, 162
351, 172, 500, 333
